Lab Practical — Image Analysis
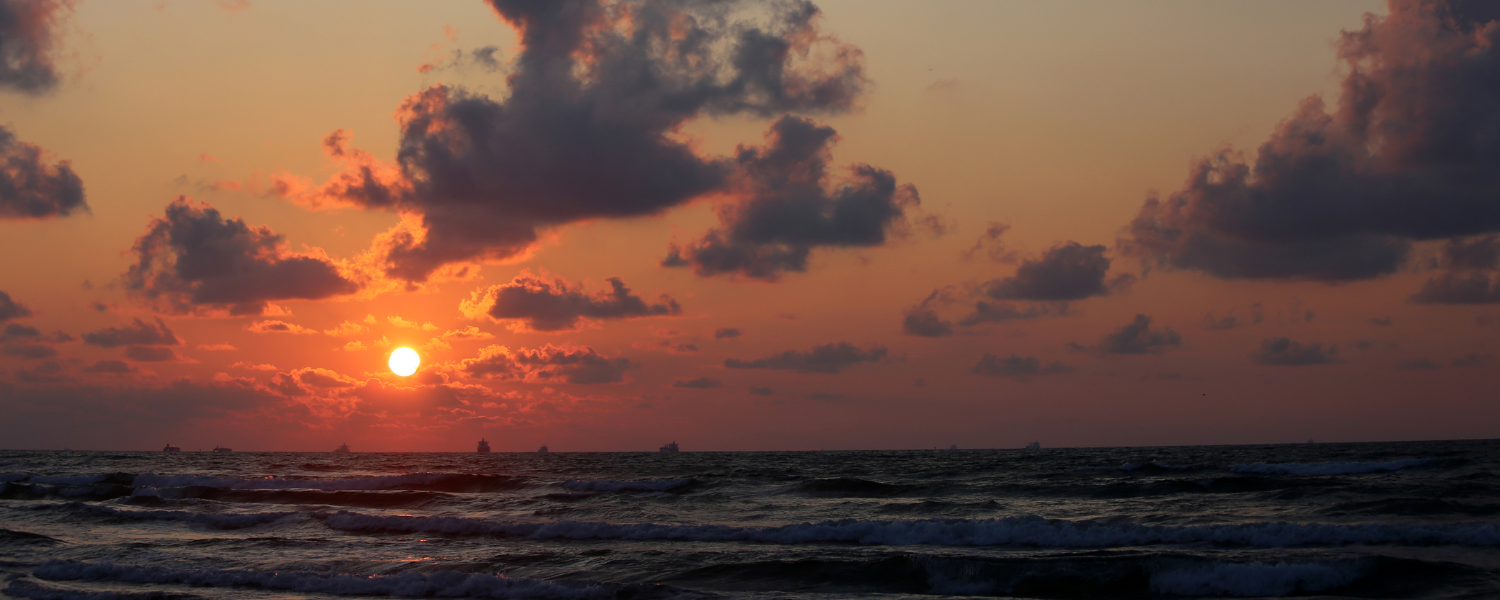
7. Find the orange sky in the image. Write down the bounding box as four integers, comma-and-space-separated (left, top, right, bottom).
2, 0, 1497, 451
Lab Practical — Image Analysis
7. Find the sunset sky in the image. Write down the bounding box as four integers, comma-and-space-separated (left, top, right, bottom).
3, 0, 1497, 451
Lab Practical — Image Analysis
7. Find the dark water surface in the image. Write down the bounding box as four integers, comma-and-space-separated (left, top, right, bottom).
3, 440, 1499, 599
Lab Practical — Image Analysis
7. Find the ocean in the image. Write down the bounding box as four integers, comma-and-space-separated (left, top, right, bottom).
2, 440, 1498, 599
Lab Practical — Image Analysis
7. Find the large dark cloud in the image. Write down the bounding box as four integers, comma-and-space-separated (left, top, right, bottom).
460, 344, 634, 384
1, 343, 54, 359
123, 345, 180, 363
1122, 0, 1500, 281
302, 0, 870, 282
1254, 337, 1338, 366
81, 318, 181, 348
0, 125, 87, 220
977, 242, 1132, 301
663, 116, 924, 280
1094, 315, 1182, 355
461, 272, 679, 332
672, 376, 722, 389
0, 290, 32, 322
123, 198, 360, 315
0, 0, 69, 94
971, 353, 1071, 378
1410, 235, 1500, 303
724, 341, 886, 374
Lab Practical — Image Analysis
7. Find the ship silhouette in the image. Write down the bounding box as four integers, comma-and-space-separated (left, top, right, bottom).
659, 441, 679, 453
477, 438, 491, 453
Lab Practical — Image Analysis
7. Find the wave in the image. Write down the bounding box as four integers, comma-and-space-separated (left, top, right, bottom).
1230, 459, 1433, 476
65, 504, 303, 530
561, 478, 694, 493
321, 510, 1500, 548
3, 578, 206, 600
1074, 461, 1192, 472
782, 477, 922, 497
1151, 560, 1367, 596
31, 561, 620, 600
132, 472, 527, 494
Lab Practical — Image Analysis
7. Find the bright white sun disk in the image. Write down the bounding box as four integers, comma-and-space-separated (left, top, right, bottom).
389, 347, 420, 376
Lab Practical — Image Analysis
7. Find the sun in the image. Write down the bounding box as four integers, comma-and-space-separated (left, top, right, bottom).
388, 347, 420, 377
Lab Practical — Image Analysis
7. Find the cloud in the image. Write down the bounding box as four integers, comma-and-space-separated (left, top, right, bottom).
246, 320, 316, 335
1, 343, 55, 359
460, 344, 634, 384
970, 353, 1072, 379
123, 198, 360, 316
440, 326, 493, 341
0, 290, 31, 321
323, 321, 365, 337
196, 343, 236, 351
902, 288, 954, 337
83, 360, 134, 375
955, 301, 1071, 328
0, 126, 89, 220
15, 359, 67, 383
82, 318, 181, 348
713, 327, 742, 339
1394, 358, 1439, 370
748, 386, 774, 396
977, 242, 1132, 301
961, 222, 1019, 263
1203, 303, 1263, 330
294, 0, 869, 282
1452, 354, 1492, 367
664, 116, 925, 280
460, 271, 680, 332
1095, 315, 1182, 355
124, 345, 180, 362
230, 362, 277, 371
0, 324, 71, 343
724, 341, 887, 374
1122, 1, 1500, 281
0, 0, 72, 94
1410, 272, 1500, 303
1253, 337, 1338, 366
1367, 316, 1394, 326
671, 377, 722, 389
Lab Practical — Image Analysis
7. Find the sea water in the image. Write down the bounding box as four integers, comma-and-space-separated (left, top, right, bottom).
2, 440, 1498, 599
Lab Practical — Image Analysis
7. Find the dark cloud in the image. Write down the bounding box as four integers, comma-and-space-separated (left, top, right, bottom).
0, 0, 70, 94
1438, 235, 1500, 270
977, 242, 1133, 301
1, 343, 54, 359
748, 386, 774, 396
461, 272, 679, 332
1254, 337, 1338, 366
300, 0, 870, 282
123, 198, 360, 315
1452, 354, 1492, 367
0, 125, 88, 220
0, 290, 31, 322
15, 359, 67, 383
962, 222, 1019, 263
0, 323, 37, 341
1394, 358, 1439, 371
0, 323, 70, 343
82, 318, 180, 348
970, 353, 1072, 378
1122, 1, 1500, 281
713, 327, 742, 339
83, 360, 134, 375
461, 344, 634, 384
956, 301, 1070, 328
1410, 272, 1500, 304
724, 341, 886, 374
665, 116, 924, 280
1097, 315, 1182, 355
1367, 316, 1394, 326
672, 376, 722, 389
902, 288, 954, 337
902, 307, 953, 338
1203, 304, 1263, 330
123, 345, 179, 362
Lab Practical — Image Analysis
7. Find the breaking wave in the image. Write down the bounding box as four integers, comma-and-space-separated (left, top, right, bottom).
322, 511, 1500, 548
1229, 459, 1434, 476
